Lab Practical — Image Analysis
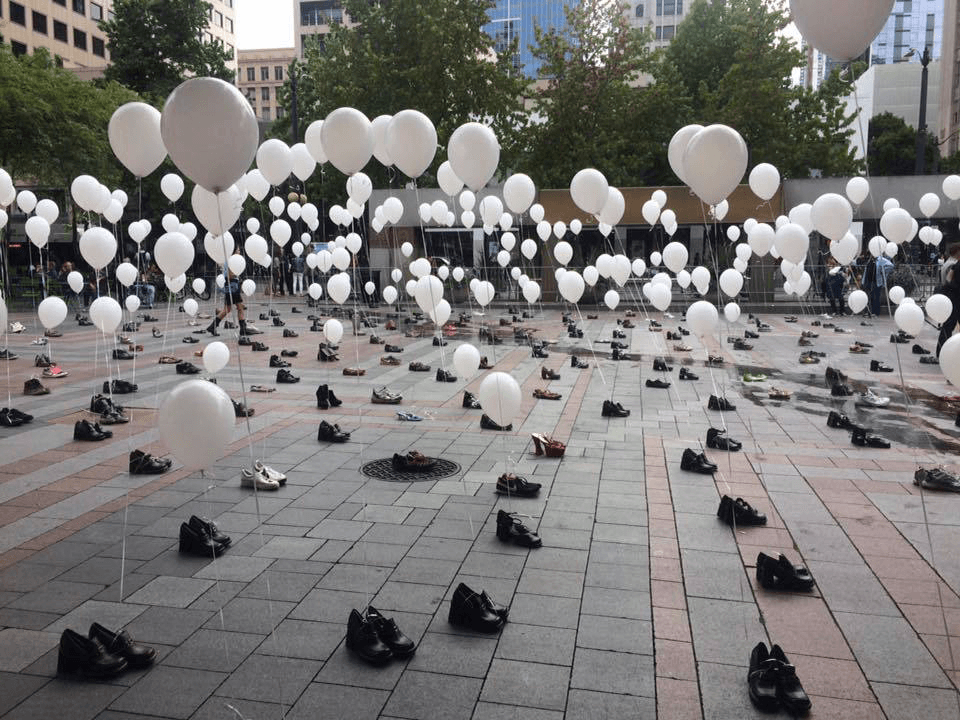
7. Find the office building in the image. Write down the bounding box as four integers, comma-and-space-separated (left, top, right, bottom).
939, 0, 960, 153
2, 0, 236, 75
484, 0, 571, 77
871, 0, 942, 66
237, 47, 295, 123
624, 0, 691, 48
295, 0, 354, 58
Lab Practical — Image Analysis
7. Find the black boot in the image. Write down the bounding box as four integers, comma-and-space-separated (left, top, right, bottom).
206, 316, 222, 336
239, 319, 248, 336
327, 387, 343, 407
316, 384, 329, 410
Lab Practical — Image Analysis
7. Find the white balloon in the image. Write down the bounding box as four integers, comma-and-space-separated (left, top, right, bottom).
159, 379, 234, 468
633, 259, 647, 278
116, 262, 138, 287
240, 278, 256, 297
744, 222, 774, 258
940, 335, 960, 387
552, 220, 567, 240
727, 226, 741, 243
89, 296, 123, 334
686, 300, 719, 338
383, 197, 403, 224
244, 234, 268, 265
161, 77, 258, 192
428, 299, 451, 326
662, 242, 688, 274
67, 271, 84, 293
459, 190, 477, 212
846, 177, 870, 205
409, 258, 431, 278
345, 233, 362, 255
597, 254, 614, 278
554, 241, 573, 266
641, 199, 661, 226
885, 241, 899, 258
213, 274, 225, 289
583, 265, 599, 287
811, 193, 852, 242
192, 184, 243, 236
749, 163, 780, 201
460, 210, 475, 228
880, 207, 914, 245
649, 252, 662, 268
570, 219, 582, 235
926, 294, 954, 325
570, 168, 608, 215
888, 285, 906, 304
790, 0, 895, 61
536, 221, 552, 242
883, 198, 900, 212
453, 343, 481, 379
604, 290, 620, 310
405, 279, 418, 297
478, 372, 521, 426
25, 216, 50, 249
256, 138, 293, 186
496, 250, 510, 267
290, 142, 316, 182
200, 341, 229, 374
125, 295, 140, 313
682, 125, 748, 205
648, 283, 671, 311
37, 296, 68, 329
719, 268, 744, 298
943, 175, 960, 201
366, 114, 391, 167
391, 267, 403, 283
473, 280, 496, 307
414, 275, 444, 313
437, 161, 464, 196
668, 124, 703, 184
795, 271, 812, 296
522, 280, 540, 304
182, 298, 198, 316
868, 235, 885, 258
227, 254, 246, 277
724, 302, 741, 323
830, 232, 859, 266
690, 266, 711, 291
599, 187, 625, 226
676, 269, 690, 288
774, 223, 810, 265
245, 169, 270, 202
848, 289, 868, 314
109, 102, 166, 178
79, 227, 117, 270
331, 247, 350, 271
382, 285, 397, 304
895, 302, 925, 336
452, 267, 465, 282
611, 255, 631, 287
557, 270, 585, 303
204, 231, 235, 264
503, 173, 536, 214
321, 107, 373, 176
479, 195, 504, 227
327, 272, 351, 304
499, 212, 513, 231
385, 109, 437, 178
447, 122, 499, 191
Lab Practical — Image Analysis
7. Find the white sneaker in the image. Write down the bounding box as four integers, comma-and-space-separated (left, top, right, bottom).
10, 322, 25, 333
856, 388, 890, 408
240, 467, 280, 490
31, 337, 47, 345
254, 460, 286, 484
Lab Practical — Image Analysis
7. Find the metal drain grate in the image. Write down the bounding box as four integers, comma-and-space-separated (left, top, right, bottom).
360, 457, 461, 482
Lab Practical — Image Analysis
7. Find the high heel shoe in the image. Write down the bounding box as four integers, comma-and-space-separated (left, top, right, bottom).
531, 433, 565, 458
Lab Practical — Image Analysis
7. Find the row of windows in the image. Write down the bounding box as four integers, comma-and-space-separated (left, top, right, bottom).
206, 6, 234, 33
8, 2, 106, 56
635, 0, 683, 18
244, 65, 284, 82
246, 86, 278, 101
300, 1, 343, 26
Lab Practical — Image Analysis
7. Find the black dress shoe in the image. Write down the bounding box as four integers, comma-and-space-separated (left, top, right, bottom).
316, 384, 329, 409
449, 582, 506, 633
826, 410, 857, 430
680, 448, 716, 474
176, 361, 201, 375
318, 420, 350, 443
706, 427, 742, 451
679, 367, 698, 380
328, 388, 343, 407
57, 629, 128, 678
346, 608, 393, 665
870, 360, 893, 372
112, 348, 135, 360
532, 347, 549, 358
717, 495, 766, 526
277, 369, 300, 383
571, 356, 589, 368
913, 343, 931, 355
830, 382, 854, 397
252, 341, 269, 352
756, 552, 815, 592
270, 354, 291, 368
824, 366, 848, 387
74, 419, 112, 441
179, 521, 228, 556
432, 337, 448, 346
283, 328, 298, 338
480, 414, 512, 431
436, 369, 457, 382
233, 399, 254, 417
385, 344, 403, 353
495, 473, 541, 497
281, 349, 298, 357
851, 428, 890, 448
747, 642, 780, 713
463, 391, 481, 409
707, 395, 735, 411
496, 510, 542, 547
601, 400, 630, 417
652, 358, 673, 372
366, 606, 416, 659
770, 644, 812, 715
481, 591, 509, 620
129, 449, 171, 474
744, 330, 760, 339
104, 379, 138, 394
646, 378, 671, 389
89, 622, 156, 668
188, 515, 232, 546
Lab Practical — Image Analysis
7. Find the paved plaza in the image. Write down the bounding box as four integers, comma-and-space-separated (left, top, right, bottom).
0, 300, 959, 719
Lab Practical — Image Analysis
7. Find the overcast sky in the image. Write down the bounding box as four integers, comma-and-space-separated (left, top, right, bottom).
235, 0, 295, 50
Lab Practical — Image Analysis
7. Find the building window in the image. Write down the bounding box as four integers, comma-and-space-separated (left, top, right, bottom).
260, 66, 269, 80
73, 0, 85, 15
10, 2, 25, 26
215, 10, 222, 26
226, 43, 233, 56
655, 24, 675, 40
262, 107, 271, 120
246, 67, 255, 81
274, 65, 283, 81
54, 20, 67, 42
11, 40, 27, 56
300, 1, 342, 27
73, 28, 86, 50
90, 2, 102, 20
276, 106, 284, 119
226, 18, 233, 33
261, 86, 270, 101
53, 0, 65, 5
92, 36, 104, 56
635, 3, 643, 17
656, 0, 681, 14
225, 0, 232, 7
32, 10, 47, 34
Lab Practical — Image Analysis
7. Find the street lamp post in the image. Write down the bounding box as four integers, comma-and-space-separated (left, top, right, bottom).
906, 46, 932, 175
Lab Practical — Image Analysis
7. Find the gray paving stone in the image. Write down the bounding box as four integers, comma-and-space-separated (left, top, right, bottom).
383, 670, 483, 718
806, 560, 902, 617
163, 628, 265, 672
504, 593, 582, 630
7, 580, 103, 614
407, 536, 473, 561
285, 683, 389, 720
0, 670, 48, 716
480, 658, 570, 711
675, 513, 739, 553
516, 568, 584, 598
495, 622, 577, 666
108, 667, 226, 718
203, 597, 295, 634
0, 628, 60, 672
316, 563, 391, 593
580, 586, 651, 621
341, 541, 411, 567
0, 561, 64, 592
472, 702, 563, 720
872, 681, 960, 720
565, 689, 657, 719
4, 677, 123, 720
681, 549, 754, 601
43, 600, 148, 635
698, 662, 770, 720
576, 614, 653, 655
257, 618, 345, 661
570, 648, 655, 697
124, 606, 214, 645
126, 576, 214, 608
687, 597, 766, 666
290, 588, 370, 623
589, 541, 649, 566
408, 631, 498, 678
214, 653, 321, 705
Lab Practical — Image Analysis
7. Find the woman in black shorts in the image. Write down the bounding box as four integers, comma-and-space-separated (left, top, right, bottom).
207, 249, 248, 336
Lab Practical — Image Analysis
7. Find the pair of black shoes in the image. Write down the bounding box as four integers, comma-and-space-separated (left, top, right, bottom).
449, 582, 508, 633
646, 378, 670, 389
277, 369, 300, 383
601, 400, 630, 417
708, 395, 735, 411
681, 448, 716, 474
870, 360, 893, 373
571, 356, 589, 368
717, 495, 766, 526
496, 510, 541, 547
112, 348, 135, 360
436, 369, 457, 382
851, 428, 890, 448
270, 354, 291, 368
252, 341, 269, 352
826, 410, 858, 430
176, 361, 200, 375
830, 382, 854, 397
706, 427, 741, 451
480, 414, 512, 431
0, 407, 32, 426
74, 419, 112, 441
532, 347, 548, 358
495, 473, 541, 497
103, 379, 137, 394
316, 384, 343, 409
346, 607, 416, 665
179, 515, 231, 556
318, 346, 339, 362
318, 420, 350, 442
129, 449, 171, 475
756, 552, 815, 592
679, 367, 698, 381
748, 642, 811, 715
463, 391, 481, 409
58, 624, 156, 678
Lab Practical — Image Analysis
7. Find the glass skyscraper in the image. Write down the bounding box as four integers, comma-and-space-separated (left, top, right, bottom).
485, 0, 575, 77
872, 0, 943, 64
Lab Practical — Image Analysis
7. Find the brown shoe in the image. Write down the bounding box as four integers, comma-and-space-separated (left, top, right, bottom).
343, 367, 366, 376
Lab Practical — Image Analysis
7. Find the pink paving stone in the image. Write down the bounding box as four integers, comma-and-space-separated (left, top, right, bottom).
5, 490, 73, 510
653, 607, 692, 642
651, 556, 683, 583
0, 505, 36, 526
884, 579, 960, 608
756, 594, 853, 660
655, 639, 698, 681
18, 525, 77, 551
656, 677, 703, 720
848, 534, 923, 560
900, 603, 949, 636
803, 696, 887, 720
836, 515, 905, 539
0, 548, 34, 570
852, 479, 912, 495
788, 654, 876, 703
920, 634, 956, 671
649, 504, 676, 521
650, 536, 680, 560
647, 490, 673, 505
820, 502, 888, 521
648, 518, 678, 540
831, 457, 881, 470
864, 554, 941, 583
651, 580, 687, 610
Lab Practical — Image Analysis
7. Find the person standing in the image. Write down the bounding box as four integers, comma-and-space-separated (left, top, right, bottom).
207, 249, 248, 336
291, 253, 305, 296
937, 245, 960, 355
824, 259, 847, 316
868, 254, 894, 315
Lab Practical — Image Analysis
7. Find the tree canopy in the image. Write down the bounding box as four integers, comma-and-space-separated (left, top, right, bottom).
100, 0, 234, 104
867, 112, 937, 176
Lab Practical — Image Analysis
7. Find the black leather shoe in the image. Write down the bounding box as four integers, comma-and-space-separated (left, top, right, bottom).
176, 361, 201, 375
756, 552, 815, 592
449, 582, 506, 633
770, 644, 812, 715
318, 420, 350, 443
706, 427, 741, 451
104, 379, 138, 394
717, 495, 766, 526
385, 344, 403, 353
238, 335, 253, 346
824, 366, 848, 387
270, 354, 291, 368
327, 388, 343, 407
653, 358, 673, 372
496, 510, 542, 547
830, 382, 854, 397
463, 391, 481, 409
366, 606, 416, 659
277, 369, 300, 383
541, 367, 560, 380
432, 337, 448, 347
680, 448, 716, 474
74, 419, 112, 441
744, 330, 760, 339
129, 449, 171, 474
316, 384, 329, 410
112, 348, 135, 360
482, 591, 509, 620
495, 473, 541, 497
851, 428, 890, 448
532, 347, 548, 358
188, 515, 232, 546
57, 629, 127, 678
571, 356, 589, 368
480, 414, 512, 431
747, 642, 780, 713
646, 378, 671, 389
913, 343, 931, 355
601, 400, 630, 417
179, 521, 227, 556
436, 369, 457, 382
233, 399, 254, 417
870, 360, 893, 372
679, 367, 698, 381
346, 609, 393, 665
708, 395, 735, 411
826, 410, 856, 430
89, 622, 156, 668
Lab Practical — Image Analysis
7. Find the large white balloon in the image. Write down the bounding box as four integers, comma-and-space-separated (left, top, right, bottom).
385, 110, 437, 178
115, 262, 138, 288
791, 0, 895, 61
67, 271, 84, 293
848, 289, 868, 314
661, 242, 688, 274
290, 142, 316, 182
161, 77, 258, 192
846, 177, 870, 205
166, 274, 187, 293
25, 216, 50, 249
943, 175, 960, 201
203, 231, 235, 265
159, 380, 234, 468
719, 268, 744, 298
478, 372, 521, 427
668, 124, 703, 184
327, 272, 351, 304
191, 184, 242, 236
89, 296, 123, 334
448, 122, 499, 191
321, 107, 373, 176
79, 227, 117, 270
774, 223, 810, 265
256, 139, 293, 186
724, 302, 741, 323
682, 125, 748, 205
522, 280, 540, 304
570, 168, 608, 215
155, 232, 194, 277
414, 275, 444, 313
880, 207, 914, 245
748, 163, 780, 201
811, 193, 853, 242
558, 270, 585, 303
926, 294, 954, 325
599, 187, 625, 226
437, 161, 463, 196
895, 302, 925, 336
554, 241, 573, 266
270, 220, 292, 248
919, 193, 940, 218
109, 102, 166, 178
648, 283, 671, 311
202, 341, 230, 374
686, 300, 719, 338
503, 173, 536, 214
940, 335, 960, 387
37, 296, 67, 330
473, 280, 496, 307
453, 344, 481, 379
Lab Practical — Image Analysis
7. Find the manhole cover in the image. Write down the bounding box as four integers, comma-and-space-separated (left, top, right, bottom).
360, 457, 461, 482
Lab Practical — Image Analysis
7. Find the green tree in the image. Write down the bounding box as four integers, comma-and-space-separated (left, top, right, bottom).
523, 0, 686, 188
0, 45, 137, 188
100, 0, 234, 104
659, 0, 861, 180
867, 111, 938, 176
275, 0, 529, 191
